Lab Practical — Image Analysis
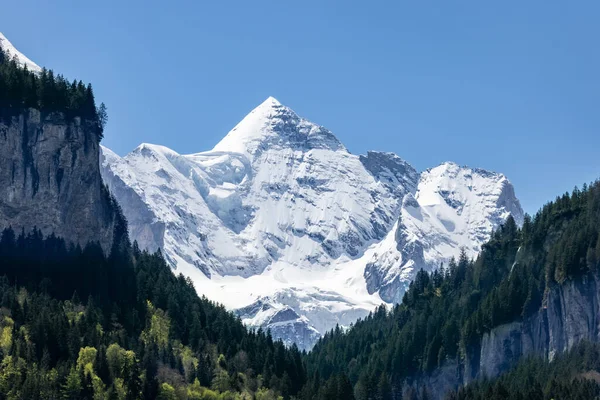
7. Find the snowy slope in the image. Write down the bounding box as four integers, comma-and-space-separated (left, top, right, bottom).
0, 32, 42, 73
103, 98, 415, 277
101, 97, 523, 350
364, 162, 524, 303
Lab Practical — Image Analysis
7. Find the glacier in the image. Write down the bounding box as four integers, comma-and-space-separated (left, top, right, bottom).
100, 96, 523, 350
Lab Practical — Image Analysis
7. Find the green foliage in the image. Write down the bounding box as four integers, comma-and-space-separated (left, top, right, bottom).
301, 180, 600, 399
0, 227, 307, 399
211, 369, 231, 393
0, 316, 13, 356
77, 346, 98, 376
97, 102, 108, 130
61, 367, 82, 399
141, 301, 171, 350
157, 382, 177, 400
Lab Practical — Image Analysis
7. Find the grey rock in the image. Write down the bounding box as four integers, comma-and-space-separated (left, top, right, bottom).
0, 109, 117, 252
404, 274, 600, 398
236, 299, 322, 351
359, 151, 419, 196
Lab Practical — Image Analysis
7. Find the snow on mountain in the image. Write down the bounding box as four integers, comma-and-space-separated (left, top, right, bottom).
101, 97, 523, 349
103, 98, 413, 276
236, 287, 373, 349
0, 32, 42, 73
364, 162, 524, 303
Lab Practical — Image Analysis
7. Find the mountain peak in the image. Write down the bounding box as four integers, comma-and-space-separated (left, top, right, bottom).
261, 96, 282, 107
248, 95, 286, 119
418, 161, 524, 225
0, 32, 42, 73
212, 97, 345, 160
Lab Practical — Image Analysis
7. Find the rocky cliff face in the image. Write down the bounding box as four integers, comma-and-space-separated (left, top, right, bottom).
0, 108, 117, 252
476, 275, 600, 376
408, 274, 600, 399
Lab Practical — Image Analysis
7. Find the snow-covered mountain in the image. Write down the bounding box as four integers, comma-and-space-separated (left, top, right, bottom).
100, 97, 523, 349
0, 32, 42, 73
0, 30, 522, 349
364, 163, 524, 303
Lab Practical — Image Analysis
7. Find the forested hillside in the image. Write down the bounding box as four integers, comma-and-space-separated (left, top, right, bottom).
0, 225, 305, 399
301, 180, 600, 399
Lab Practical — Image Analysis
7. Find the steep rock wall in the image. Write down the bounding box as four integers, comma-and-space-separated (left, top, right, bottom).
405, 274, 600, 399
0, 108, 117, 252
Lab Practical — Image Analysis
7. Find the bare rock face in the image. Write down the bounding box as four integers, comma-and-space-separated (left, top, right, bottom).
403, 274, 600, 398
477, 275, 600, 373
0, 108, 117, 252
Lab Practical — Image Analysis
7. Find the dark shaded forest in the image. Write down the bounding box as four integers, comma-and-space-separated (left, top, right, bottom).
0, 224, 305, 399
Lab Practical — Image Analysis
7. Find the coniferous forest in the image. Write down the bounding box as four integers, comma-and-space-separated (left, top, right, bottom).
0, 224, 305, 399
0, 46, 106, 140
3, 39, 600, 400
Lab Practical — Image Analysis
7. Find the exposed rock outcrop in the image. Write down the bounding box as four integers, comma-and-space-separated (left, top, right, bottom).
405, 274, 600, 399
0, 108, 118, 252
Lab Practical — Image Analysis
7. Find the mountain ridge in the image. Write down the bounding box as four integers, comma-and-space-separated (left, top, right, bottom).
100, 96, 523, 349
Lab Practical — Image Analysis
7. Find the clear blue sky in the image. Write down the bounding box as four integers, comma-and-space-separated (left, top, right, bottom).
2, 1, 599, 214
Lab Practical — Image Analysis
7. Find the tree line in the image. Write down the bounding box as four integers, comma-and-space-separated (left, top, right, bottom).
0, 44, 106, 140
